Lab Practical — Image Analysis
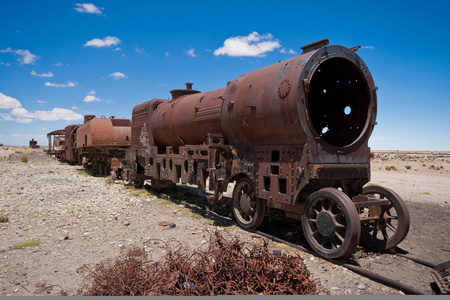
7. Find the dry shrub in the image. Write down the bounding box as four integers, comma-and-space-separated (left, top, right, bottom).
79, 231, 328, 296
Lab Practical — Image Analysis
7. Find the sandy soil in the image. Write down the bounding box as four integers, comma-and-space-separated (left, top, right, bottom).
0, 147, 449, 295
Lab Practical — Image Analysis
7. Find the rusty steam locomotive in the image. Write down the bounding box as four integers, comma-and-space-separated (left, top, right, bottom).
46, 39, 410, 259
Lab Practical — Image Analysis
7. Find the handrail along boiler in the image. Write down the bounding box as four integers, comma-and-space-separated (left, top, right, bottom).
124, 39, 410, 259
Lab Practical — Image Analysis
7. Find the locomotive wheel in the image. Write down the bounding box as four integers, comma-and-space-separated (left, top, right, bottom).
302, 187, 361, 259
232, 178, 265, 229
360, 184, 410, 251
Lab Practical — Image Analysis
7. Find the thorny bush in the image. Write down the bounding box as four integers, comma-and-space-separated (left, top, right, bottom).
78, 231, 328, 296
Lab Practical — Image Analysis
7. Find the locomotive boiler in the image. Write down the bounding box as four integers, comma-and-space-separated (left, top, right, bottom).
124, 39, 410, 259
75, 115, 131, 177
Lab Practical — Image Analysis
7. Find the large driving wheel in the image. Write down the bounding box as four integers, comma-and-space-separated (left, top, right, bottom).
232, 178, 266, 229
360, 184, 410, 251
302, 187, 361, 259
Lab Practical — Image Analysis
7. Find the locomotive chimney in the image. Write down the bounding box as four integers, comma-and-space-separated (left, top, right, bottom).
170, 82, 201, 99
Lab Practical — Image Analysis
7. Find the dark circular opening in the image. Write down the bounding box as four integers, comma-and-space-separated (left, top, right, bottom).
307, 58, 370, 147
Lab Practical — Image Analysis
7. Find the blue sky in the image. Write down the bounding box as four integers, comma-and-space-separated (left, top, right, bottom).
1, 0, 449, 150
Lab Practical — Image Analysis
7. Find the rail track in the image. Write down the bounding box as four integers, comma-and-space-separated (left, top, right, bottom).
244, 227, 449, 295
151, 186, 449, 295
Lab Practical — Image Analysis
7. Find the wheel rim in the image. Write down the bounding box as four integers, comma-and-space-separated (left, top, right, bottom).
302, 187, 361, 259
232, 178, 265, 229
361, 184, 410, 251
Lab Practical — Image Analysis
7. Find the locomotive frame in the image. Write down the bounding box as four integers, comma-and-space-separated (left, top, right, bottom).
122, 39, 410, 259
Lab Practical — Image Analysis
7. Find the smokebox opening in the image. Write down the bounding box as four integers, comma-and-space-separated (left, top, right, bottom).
307, 57, 370, 147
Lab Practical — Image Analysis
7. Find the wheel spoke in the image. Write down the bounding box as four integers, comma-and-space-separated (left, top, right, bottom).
330, 236, 338, 250
335, 231, 345, 243
386, 223, 397, 232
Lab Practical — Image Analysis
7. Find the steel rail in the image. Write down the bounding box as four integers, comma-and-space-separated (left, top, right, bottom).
244, 228, 430, 295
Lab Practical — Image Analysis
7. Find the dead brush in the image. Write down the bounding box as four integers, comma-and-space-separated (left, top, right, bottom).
78, 231, 328, 296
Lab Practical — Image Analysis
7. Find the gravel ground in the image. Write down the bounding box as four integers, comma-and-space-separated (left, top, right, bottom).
0, 147, 449, 296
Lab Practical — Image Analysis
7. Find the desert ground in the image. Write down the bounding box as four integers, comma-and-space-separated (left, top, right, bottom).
0, 146, 449, 295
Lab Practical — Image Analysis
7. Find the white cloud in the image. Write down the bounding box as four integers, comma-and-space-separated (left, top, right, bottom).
108, 72, 127, 79
11, 107, 82, 122
11, 107, 32, 118
213, 32, 281, 57
37, 100, 47, 104
34, 108, 83, 122
84, 36, 121, 48
361, 46, 375, 50
1, 61, 11, 67
31, 70, 54, 77
0, 92, 22, 109
0, 113, 14, 121
1, 47, 39, 65
134, 47, 148, 55
0, 92, 82, 123
72, 105, 78, 110
45, 81, 77, 87
83, 90, 102, 102
280, 48, 297, 55
185, 49, 196, 57
83, 95, 101, 102
15, 117, 33, 124
74, 3, 103, 15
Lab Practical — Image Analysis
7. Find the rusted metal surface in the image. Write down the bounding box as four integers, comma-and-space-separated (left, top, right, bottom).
341, 263, 429, 295
247, 227, 440, 295
63, 124, 80, 164
29, 138, 40, 148
75, 116, 131, 176
79, 232, 327, 296
75, 116, 131, 149
123, 39, 408, 259
430, 261, 450, 294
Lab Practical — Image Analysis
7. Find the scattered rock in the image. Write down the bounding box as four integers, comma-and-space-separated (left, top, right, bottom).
123, 221, 131, 226
272, 249, 282, 255
35, 282, 46, 287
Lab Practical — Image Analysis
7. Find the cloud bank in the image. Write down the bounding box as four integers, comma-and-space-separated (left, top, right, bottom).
0, 92, 82, 123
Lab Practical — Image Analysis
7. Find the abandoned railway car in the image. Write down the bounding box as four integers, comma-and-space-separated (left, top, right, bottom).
47, 39, 410, 259
123, 39, 410, 259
